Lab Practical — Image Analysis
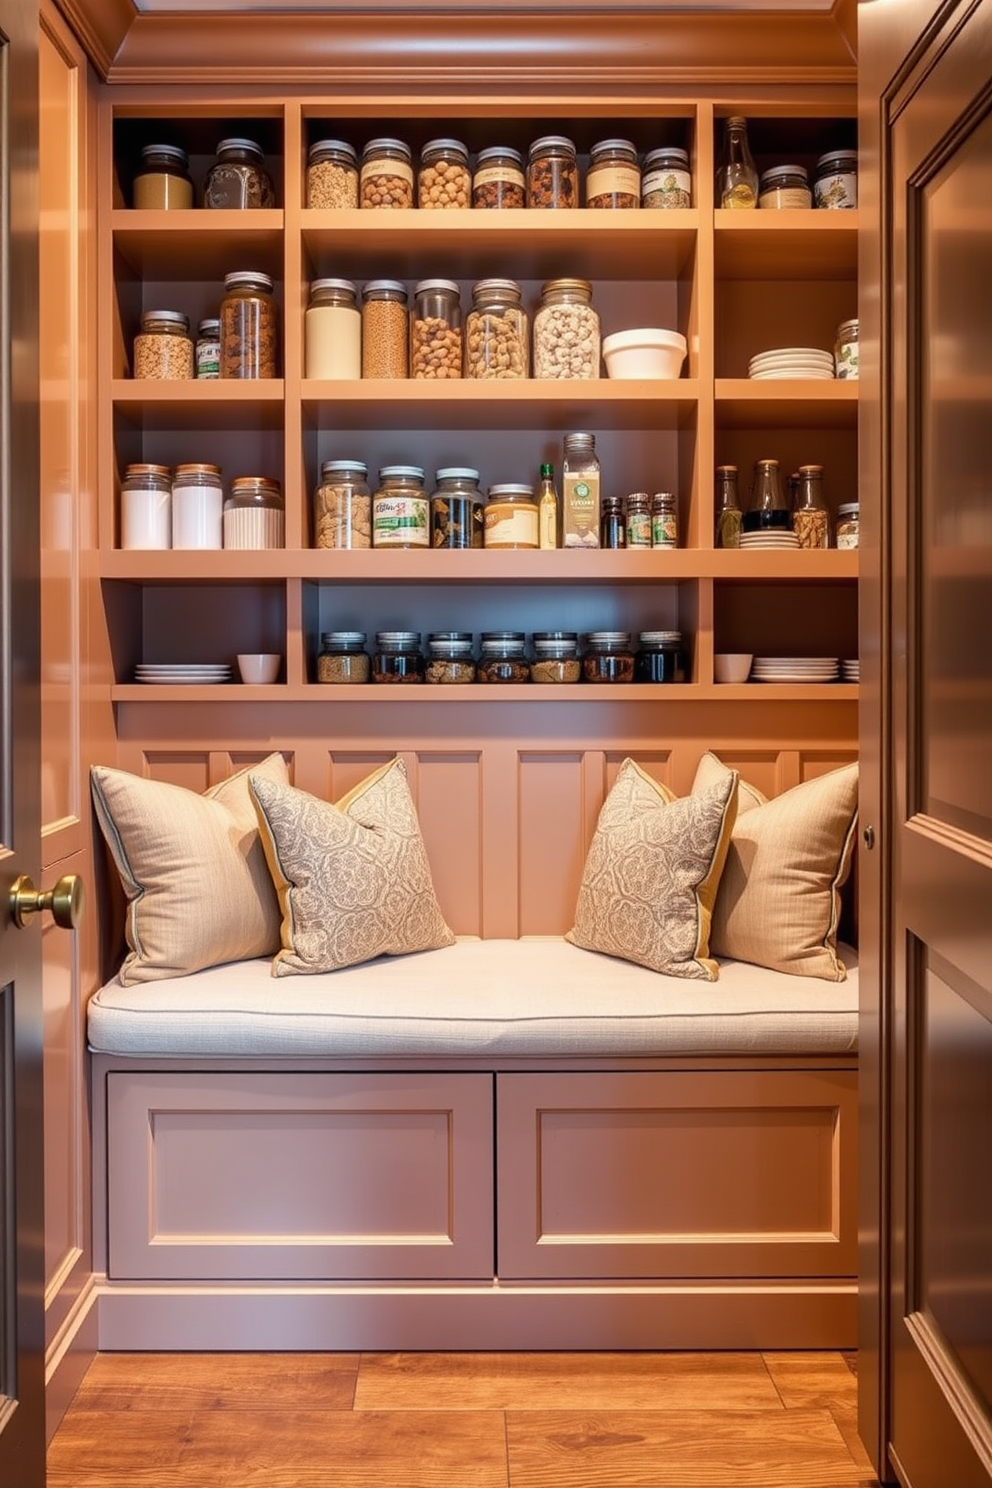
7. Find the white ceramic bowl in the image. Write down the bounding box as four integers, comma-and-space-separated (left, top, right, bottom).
237, 652, 281, 685
714, 652, 753, 684
602, 327, 688, 380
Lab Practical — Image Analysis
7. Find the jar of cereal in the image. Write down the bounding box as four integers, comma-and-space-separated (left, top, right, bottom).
133, 311, 193, 380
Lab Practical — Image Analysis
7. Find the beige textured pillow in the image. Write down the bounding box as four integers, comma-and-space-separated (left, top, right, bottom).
91, 752, 289, 984
691, 752, 859, 981
250, 757, 455, 976
565, 758, 738, 980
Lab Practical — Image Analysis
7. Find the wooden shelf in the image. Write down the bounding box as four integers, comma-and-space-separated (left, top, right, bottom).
715, 379, 858, 427
112, 210, 284, 277
110, 681, 860, 704
714, 211, 859, 279
111, 379, 285, 431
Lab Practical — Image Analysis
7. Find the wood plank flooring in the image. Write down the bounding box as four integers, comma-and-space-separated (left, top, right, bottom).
48, 1350, 880, 1488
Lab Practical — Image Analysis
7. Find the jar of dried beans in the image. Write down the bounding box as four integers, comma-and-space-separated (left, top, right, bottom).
313, 459, 371, 549
465, 279, 528, 380
411, 279, 462, 380
527, 136, 578, 208
586, 138, 640, 209
533, 279, 600, 380
418, 138, 470, 208
220, 271, 277, 378
361, 279, 408, 379
360, 138, 413, 209
133, 311, 193, 380
472, 146, 526, 208
306, 139, 358, 209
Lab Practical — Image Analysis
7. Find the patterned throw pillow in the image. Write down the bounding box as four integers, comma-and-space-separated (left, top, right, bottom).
249, 757, 455, 976
565, 757, 738, 980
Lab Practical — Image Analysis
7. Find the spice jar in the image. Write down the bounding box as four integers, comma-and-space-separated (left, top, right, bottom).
418, 138, 470, 209
814, 150, 857, 209
223, 476, 284, 549
171, 463, 223, 550
360, 138, 413, 209
133, 310, 193, 380
426, 633, 476, 685
372, 465, 429, 548
527, 136, 578, 208
586, 138, 640, 209
372, 631, 423, 684
313, 459, 371, 549
120, 463, 172, 550
533, 279, 600, 380
307, 139, 359, 209
219, 270, 278, 379
562, 431, 601, 548
484, 483, 539, 549
758, 164, 812, 210
472, 146, 526, 209
715, 465, 742, 548
651, 491, 679, 548
626, 492, 652, 549
835, 502, 859, 549
204, 138, 275, 209
641, 147, 691, 209
411, 279, 462, 380
195, 319, 221, 379
531, 632, 581, 684
635, 631, 686, 683
465, 279, 528, 380
305, 278, 360, 380
834, 318, 859, 379
133, 144, 193, 210
793, 464, 830, 549
600, 494, 626, 548
477, 632, 530, 684
583, 632, 635, 684
431, 468, 484, 549
317, 631, 370, 684
361, 280, 408, 379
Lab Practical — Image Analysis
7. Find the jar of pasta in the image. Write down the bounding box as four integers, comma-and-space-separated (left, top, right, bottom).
219, 270, 277, 379
527, 136, 578, 208
306, 139, 358, 209
484, 483, 539, 549
361, 279, 408, 379
472, 146, 525, 208
313, 459, 371, 549
223, 476, 284, 549
372, 465, 429, 548
360, 138, 413, 209
586, 138, 640, 208
418, 138, 470, 208
133, 311, 193, 380
465, 279, 527, 380
411, 279, 462, 379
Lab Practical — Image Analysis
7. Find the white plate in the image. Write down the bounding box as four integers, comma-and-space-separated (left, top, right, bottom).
749, 368, 836, 380
750, 347, 834, 361
749, 351, 833, 366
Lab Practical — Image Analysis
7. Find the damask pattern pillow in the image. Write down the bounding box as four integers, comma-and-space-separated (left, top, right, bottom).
249, 756, 455, 976
90, 751, 289, 984
565, 757, 738, 980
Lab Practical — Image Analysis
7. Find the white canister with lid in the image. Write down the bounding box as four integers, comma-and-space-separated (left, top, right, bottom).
305, 278, 361, 380
171, 463, 223, 549
121, 463, 172, 549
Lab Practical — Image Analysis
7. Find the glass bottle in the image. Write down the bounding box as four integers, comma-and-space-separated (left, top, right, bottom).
716, 115, 758, 209
472, 146, 526, 209
304, 278, 361, 380
223, 476, 284, 550
372, 465, 429, 548
600, 494, 626, 549
465, 278, 528, 380
431, 468, 484, 549
204, 138, 275, 209
715, 465, 742, 548
527, 135, 578, 208
219, 270, 277, 379
133, 144, 193, 210
317, 631, 370, 684
313, 459, 371, 549
361, 279, 408, 379
792, 463, 830, 549
651, 491, 679, 548
372, 631, 424, 684
410, 279, 462, 379
744, 457, 791, 533
306, 139, 359, 209
626, 492, 652, 549
533, 279, 600, 380
195, 318, 221, 379
561, 431, 601, 548
537, 462, 560, 549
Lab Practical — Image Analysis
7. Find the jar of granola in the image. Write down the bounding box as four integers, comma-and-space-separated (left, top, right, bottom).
472, 146, 525, 208
360, 138, 413, 209
306, 139, 358, 209
418, 138, 470, 208
465, 279, 527, 380
411, 279, 462, 379
219, 270, 277, 379
527, 136, 578, 208
133, 311, 193, 380
586, 138, 640, 209
313, 459, 371, 549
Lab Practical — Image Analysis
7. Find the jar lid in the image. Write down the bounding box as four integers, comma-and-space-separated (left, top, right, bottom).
541, 277, 592, 297
140, 310, 189, 330
837, 502, 860, 516
141, 143, 188, 165
435, 467, 481, 482
173, 462, 222, 477
197, 318, 220, 335
428, 631, 473, 643
481, 630, 525, 642
413, 278, 460, 296
725, 115, 748, 128
817, 150, 857, 169
362, 278, 407, 298
428, 635, 475, 655
716, 464, 738, 474
476, 145, 523, 167
310, 277, 357, 296
363, 137, 412, 160
639, 630, 683, 645
124, 462, 172, 478
320, 459, 368, 478
376, 630, 420, 645
216, 137, 264, 158
587, 631, 632, 647
228, 475, 283, 502
529, 135, 576, 157
754, 457, 780, 469
488, 483, 535, 499
602, 494, 625, 510
591, 138, 637, 155
321, 630, 367, 647
836, 317, 859, 336
378, 464, 425, 481
309, 139, 357, 163
798, 463, 824, 474
760, 164, 809, 185
422, 138, 469, 160
472, 277, 522, 300
644, 146, 689, 168
533, 632, 578, 650
563, 430, 596, 447
223, 270, 274, 291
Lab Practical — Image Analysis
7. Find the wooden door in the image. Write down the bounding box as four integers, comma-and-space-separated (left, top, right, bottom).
0, 0, 44, 1482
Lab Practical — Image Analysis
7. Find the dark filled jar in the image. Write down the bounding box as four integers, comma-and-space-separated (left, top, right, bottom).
219, 270, 277, 378
133, 144, 193, 210
477, 631, 530, 684
635, 630, 686, 683
426, 632, 476, 685
814, 150, 857, 209
583, 631, 635, 684
527, 136, 578, 208
472, 145, 526, 208
600, 494, 626, 548
530, 632, 581, 684
372, 630, 424, 684
204, 138, 275, 209
431, 467, 484, 548
317, 631, 370, 684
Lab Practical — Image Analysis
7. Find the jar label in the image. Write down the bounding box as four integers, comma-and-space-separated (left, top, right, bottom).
815, 172, 857, 209
473, 163, 525, 190
836, 531, 859, 549
484, 504, 539, 548
627, 512, 653, 547
586, 163, 640, 198
196, 342, 220, 378
361, 158, 414, 187
652, 514, 678, 547
642, 167, 691, 204
759, 186, 812, 209
834, 343, 859, 379
373, 495, 429, 545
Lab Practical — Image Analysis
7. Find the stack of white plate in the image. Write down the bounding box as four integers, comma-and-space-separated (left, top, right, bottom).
748, 347, 835, 380
134, 663, 232, 685
751, 656, 840, 684
841, 659, 860, 682
740, 530, 799, 550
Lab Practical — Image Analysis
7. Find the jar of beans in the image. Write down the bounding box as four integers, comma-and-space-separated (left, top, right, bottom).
530, 632, 581, 684
466, 279, 528, 380
472, 146, 526, 208
372, 465, 429, 548
533, 279, 600, 380
418, 138, 470, 208
306, 139, 358, 209
477, 632, 530, 684
583, 631, 635, 684
426, 633, 476, 685
431, 468, 484, 548
372, 631, 424, 684
204, 138, 275, 209
586, 138, 640, 209
360, 138, 413, 209
133, 311, 193, 380
223, 476, 284, 549
411, 279, 462, 380
313, 459, 371, 549
641, 147, 691, 209
361, 279, 408, 379
219, 270, 277, 379
317, 631, 370, 685
527, 136, 578, 208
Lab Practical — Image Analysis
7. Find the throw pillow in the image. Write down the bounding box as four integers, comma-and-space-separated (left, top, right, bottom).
249, 756, 455, 976
565, 757, 738, 980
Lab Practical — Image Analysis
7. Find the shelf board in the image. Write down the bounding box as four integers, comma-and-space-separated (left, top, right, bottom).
112, 210, 284, 277
110, 681, 860, 704
715, 378, 858, 428
713, 211, 858, 279
111, 379, 285, 431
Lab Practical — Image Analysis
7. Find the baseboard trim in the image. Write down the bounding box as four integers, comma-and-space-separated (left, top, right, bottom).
46, 1272, 100, 1440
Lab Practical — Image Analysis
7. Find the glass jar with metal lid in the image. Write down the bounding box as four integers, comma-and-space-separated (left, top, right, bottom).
527, 135, 578, 208
758, 164, 812, 210
626, 492, 652, 549
133, 310, 193, 380
484, 483, 539, 549
204, 138, 275, 209
530, 632, 581, 685
411, 279, 462, 379
361, 280, 408, 379
635, 630, 686, 683
314, 459, 371, 549
641, 147, 691, 209
171, 463, 223, 550
305, 278, 360, 380
586, 138, 640, 209
195, 319, 221, 379
814, 150, 857, 209
219, 270, 277, 378
431, 468, 484, 549
306, 139, 358, 209
582, 631, 635, 684
120, 463, 172, 550
651, 491, 679, 547
533, 279, 600, 380
472, 146, 525, 208
793, 464, 830, 549
133, 144, 193, 210
834, 317, 859, 379
835, 502, 859, 549
317, 631, 370, 685
372, 631, 424, 684
466, 279, 528, 380
360, 138, 413, 209
223, 476, 284, 550
426, 632, 476, 685
477, 632, 530, 684
418, 138, 470, 208
372, 465, 429, 548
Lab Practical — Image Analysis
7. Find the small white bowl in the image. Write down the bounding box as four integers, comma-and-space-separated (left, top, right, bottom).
237, 653, 281, 685
602, 327, 688, 380
714, 652, 753, 684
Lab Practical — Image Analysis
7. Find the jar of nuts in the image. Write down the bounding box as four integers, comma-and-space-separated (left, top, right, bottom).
418, 138, 470, 209
219, 270, 278, 379
204, 138, 275, 209
306, 139, 358, 209
133, 311, 193, 380
466, 279, 528, 380
527, 136, 578, 208
411, 279, 462, 380
313, 459, 371, 549
533, 278, 600, 380
361, 279, 409, 379
360, 138, 413, 209
372, 465, 429, 548
431, 468, 484, 549
472, 146, 526, 208
586, 138, 640, 209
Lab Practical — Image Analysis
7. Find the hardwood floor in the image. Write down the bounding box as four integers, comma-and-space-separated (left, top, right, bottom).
48, 1351, 879, 1487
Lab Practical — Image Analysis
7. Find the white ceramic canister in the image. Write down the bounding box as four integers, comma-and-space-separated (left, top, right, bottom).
304, 277, 361, 380
120, 463, 172, 549
171, 463, 224, 549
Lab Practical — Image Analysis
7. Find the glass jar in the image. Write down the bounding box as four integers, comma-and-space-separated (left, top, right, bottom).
716, 115, 758, 209
641, 147, 691, 209
204, 138, 275, 209
133, 310, 193, 380
372, 465, 429, 548
835, 317, 859, 379
317, 631, 370, 684
431, 467, 484, 549
223, 476, 284, 549
426, 632, 476, 685
472, 146, 525, 209
758, 164, 812, 210
600, 494, 626, 549
307, 139, 359, 209
418, 138, 470, 209
361, 279, 408, 379
533, 279, 600, 380
562, 430, 601, 548
133, 144, 193, 210
634, 630, 686, 684
715, 465, 742, 548
171, 463, 223, 550
219, 270, 277, 379
744, 457, 791, 533
484, 483, 539, 549
530, 632, 581, 684
305, 278, 361, 380
372, 631, 424, 684
586, 138, 640, 209
626, 492, 652, 549
465, 279, 528, 380
195, 318, 221, 379
836, 502, 860, 549
411, 279, 462, 380
651, 490, 679, 548
583, 632, 635, 684
120, 463, 172, 550
793, 464, 830, 549
527, 135, 578, 208
814, 150, 857, 209
477, 632, 530, 684
360, 138, 413, 209
314, 459, 371, 549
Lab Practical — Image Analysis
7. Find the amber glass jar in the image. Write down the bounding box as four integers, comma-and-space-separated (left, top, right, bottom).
133, 144, 193, 210
219, 271, 277, 378
204, 138, 275, 209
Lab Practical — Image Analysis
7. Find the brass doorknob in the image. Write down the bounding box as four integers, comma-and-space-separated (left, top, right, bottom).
9, 873, 85, 930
